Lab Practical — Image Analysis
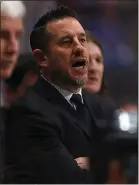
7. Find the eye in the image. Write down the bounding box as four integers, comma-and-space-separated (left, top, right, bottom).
62, 39, 72, 45
80, 38, 86, 43
96, 57, 103, 64
0, 30, 9, 40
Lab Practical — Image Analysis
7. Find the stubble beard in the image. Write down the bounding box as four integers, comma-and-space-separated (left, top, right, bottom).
50, 69, 88, 89
75, 76, 88, 87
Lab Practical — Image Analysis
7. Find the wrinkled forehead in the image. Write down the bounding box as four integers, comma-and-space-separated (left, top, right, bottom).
47, 17, 85, 38
1, 13, 24, 31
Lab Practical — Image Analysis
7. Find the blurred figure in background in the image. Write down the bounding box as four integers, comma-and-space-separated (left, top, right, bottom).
84, 30, 114, 103
6, 57, 39, 104
0, 0, 26, 106
0, 1, 25, 79
0, 1, 26, 183
84, 30, 104, 94
84, 30, 126, 184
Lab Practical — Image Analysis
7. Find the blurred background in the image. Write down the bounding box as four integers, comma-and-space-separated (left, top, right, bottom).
19, 0, 138, 109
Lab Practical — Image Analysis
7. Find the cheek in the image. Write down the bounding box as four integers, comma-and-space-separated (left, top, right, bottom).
49, 48, 71, 71
54, 54, 69, 68
15, 41, 20, 53
58, 51, 70, 62
99, 66, 104, 77
0, 40, 5, 54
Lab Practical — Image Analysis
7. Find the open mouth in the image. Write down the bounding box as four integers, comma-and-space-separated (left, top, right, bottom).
72, 60, 85, 68
70, 59, 87, 78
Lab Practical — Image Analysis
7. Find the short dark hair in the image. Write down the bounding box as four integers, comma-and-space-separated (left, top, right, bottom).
30, 5, 78, 53
85, 29, 103, 54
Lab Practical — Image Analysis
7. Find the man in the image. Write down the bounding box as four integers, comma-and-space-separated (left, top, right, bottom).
0, 0, 25, 79
0, 0, 26, 106
4, 5, 114, 183
0, 1, 26, 183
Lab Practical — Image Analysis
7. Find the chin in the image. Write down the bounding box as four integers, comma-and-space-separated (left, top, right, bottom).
0, 70, 13, 79
75, 76, 88, 86
84, 85, 99, 94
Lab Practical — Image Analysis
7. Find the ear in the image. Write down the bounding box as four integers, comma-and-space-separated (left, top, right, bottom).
33, 49, 48, 68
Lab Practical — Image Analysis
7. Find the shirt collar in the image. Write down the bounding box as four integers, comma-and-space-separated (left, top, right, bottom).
41, 75, 84, 103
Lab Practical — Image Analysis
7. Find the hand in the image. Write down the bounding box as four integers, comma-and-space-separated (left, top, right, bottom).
75, 157, 90, 170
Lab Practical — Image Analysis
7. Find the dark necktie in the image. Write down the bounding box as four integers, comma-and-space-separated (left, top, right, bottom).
70, 94, 83, 113
70, 94, 92, 137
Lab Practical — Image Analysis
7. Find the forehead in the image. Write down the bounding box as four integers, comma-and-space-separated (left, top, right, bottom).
47, 17, 85, 37
87, 42, 102, 55
1, 13, 24, 31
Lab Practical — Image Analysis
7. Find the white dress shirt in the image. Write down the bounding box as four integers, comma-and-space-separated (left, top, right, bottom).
41, 75, 84, 109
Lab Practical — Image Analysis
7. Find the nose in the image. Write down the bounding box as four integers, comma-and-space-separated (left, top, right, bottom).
72, 38, 85, 57
89, 59, 98, 72
7, 36, 18, 55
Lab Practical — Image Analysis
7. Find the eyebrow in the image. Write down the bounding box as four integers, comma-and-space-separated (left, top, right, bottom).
60, 35, 71, 40
78, 33, 86, 37
60, 32, 86, 39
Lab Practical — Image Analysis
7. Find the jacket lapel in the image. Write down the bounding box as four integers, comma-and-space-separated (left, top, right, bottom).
82, 91, 98, 138
34, 78, 96, 139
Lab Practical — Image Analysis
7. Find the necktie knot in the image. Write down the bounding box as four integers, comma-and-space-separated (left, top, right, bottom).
70, 94, 82, 106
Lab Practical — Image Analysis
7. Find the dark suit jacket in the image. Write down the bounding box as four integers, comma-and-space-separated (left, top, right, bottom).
4, 77, 115, 184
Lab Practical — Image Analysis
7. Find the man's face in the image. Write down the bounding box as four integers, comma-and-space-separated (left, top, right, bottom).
84, 42, 104, 93
0, 13, 24, 78
45, 17, 89, 91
